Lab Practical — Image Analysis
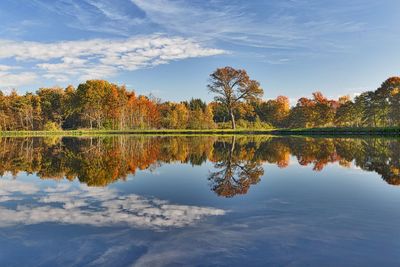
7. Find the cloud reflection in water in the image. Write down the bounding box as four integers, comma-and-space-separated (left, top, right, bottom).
0, 179, 225, 229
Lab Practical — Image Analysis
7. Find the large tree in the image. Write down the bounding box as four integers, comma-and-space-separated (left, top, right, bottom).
208, 66, 263, 129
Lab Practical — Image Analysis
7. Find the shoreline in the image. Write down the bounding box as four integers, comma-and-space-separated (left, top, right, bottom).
0, 127, 399, 137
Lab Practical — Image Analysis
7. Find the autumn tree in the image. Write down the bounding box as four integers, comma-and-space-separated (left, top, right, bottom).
208, 67, 263, 129
256, 96, 290, 127
287, 92, 337, 128
0, 91, 9, 130
186, 99, 215, 129
0, 75, 398, 131
76, 80, 110, 129
170, 103, 189, 129
288, 97, 316, 128
37, 87, 65, 128
312, 92, 336, 126
62, 85, 80, 129
380, 77, 400, 125
335, 96, 355, 126
134, 95, 160, 129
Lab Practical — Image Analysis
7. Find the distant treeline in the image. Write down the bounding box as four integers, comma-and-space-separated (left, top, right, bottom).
0, 76, 399, 131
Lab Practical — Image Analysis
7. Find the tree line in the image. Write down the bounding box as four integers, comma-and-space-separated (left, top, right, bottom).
0, 67, 399, 130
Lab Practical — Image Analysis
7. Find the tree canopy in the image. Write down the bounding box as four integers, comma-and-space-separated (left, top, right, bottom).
0, 71, 399, 131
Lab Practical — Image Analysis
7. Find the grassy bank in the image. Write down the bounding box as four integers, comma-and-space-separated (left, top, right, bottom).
0, 127, 399, 137
270, 127, 400, 136
0, 128, 275, 137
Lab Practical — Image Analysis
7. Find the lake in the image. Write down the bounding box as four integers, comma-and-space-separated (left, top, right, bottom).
0, 135, 399, 266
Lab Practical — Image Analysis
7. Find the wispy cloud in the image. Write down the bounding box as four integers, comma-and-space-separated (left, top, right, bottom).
31, 0, 148, 36
31, 0, 368, 51
130, 0, 366, 51
0, 35, 225, 87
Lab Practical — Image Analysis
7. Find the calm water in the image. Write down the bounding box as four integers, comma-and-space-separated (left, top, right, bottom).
0, 136, 399, 266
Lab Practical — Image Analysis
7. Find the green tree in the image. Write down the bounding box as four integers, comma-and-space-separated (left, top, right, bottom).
37, 87, 65, 128
335, 98, 355, 126
380, 77, 400, 126
312, 92, 336, 126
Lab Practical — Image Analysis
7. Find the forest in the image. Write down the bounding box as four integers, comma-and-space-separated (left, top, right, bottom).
0, 67, 399, 131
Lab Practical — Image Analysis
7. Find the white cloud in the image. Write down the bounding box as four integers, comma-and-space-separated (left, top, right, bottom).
0, 179, 40, 195
0, 65, 37, 88
0, 64, 17, 71
0, 35, 225, 85
0, 71, 38, 88
0, 180, 225, 229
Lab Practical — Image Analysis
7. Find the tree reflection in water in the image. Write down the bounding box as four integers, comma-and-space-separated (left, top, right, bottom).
0, 136, 399, 197
208, 136, 264, 197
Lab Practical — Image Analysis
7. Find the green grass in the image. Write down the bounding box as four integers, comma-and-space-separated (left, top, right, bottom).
273, 126, 400, 134
0, 128, 276, 137
0, 127, 399, 137
268, 127, 400, 138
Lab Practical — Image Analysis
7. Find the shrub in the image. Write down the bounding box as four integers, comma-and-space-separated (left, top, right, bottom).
43, 121, 62, 131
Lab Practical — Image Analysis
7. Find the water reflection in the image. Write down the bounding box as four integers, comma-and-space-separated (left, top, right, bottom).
209, 136, 264, 197
0, 136, 399, 196
1, 136, 400, 266
0, 180, 225, 229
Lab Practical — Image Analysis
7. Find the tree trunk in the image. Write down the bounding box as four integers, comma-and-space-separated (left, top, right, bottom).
230, 109, 236, 129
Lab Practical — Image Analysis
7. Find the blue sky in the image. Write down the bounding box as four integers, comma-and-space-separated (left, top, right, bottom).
0, 0, 399, 103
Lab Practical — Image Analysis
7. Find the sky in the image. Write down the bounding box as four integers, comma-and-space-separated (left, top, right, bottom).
0, 0, 399, 103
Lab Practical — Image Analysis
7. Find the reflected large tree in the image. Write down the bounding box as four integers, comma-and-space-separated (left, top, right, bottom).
208, 136, 264, 197
208, 67, 263, 129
